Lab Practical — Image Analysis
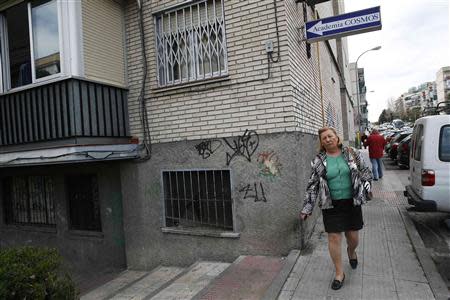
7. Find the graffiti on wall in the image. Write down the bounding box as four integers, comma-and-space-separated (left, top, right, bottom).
194, 139, 223, 159
239, 182, 267, 202
257, 151, 282, 178
223, 129, 259, 166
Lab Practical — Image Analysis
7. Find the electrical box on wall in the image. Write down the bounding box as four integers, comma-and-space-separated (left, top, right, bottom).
265, 40, 274, 53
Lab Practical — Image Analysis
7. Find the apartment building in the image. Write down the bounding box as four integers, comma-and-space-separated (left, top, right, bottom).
0, 0, 133, 272
402, 82, 437, 110
120, 0, 354, 269
0, 0, 355, 271
436, 66, 450, 103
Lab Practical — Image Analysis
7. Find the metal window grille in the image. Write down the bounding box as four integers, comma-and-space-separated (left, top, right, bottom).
3, 176, 56, 226
66, 174, 102, 232
155, 0, 228, 86
162, 170, 233, 230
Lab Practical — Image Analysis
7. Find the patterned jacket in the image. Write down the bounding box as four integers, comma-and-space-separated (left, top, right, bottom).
301, 146, 373, 215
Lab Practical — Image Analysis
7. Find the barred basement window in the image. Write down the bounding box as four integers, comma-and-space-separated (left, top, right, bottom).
162, 170, 233, 230
66, 175, 101, 232
3, 176, 56, 226
155, 0, 228, 86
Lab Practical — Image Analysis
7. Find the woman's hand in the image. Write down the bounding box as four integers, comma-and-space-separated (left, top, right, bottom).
300, 213, 310, 220
363, 181, 371, 192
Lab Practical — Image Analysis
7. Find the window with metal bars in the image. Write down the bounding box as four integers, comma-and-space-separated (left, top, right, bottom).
154, 0, 228, 86
162, 170, 233, 230
3, 176, 56, 226
66, 174, 102, 232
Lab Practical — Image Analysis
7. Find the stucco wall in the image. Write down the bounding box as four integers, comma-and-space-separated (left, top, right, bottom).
120, 131, 320, 269
0, 163, 126, 273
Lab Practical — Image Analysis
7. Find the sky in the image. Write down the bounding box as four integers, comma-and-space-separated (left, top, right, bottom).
343, 0, 450, 122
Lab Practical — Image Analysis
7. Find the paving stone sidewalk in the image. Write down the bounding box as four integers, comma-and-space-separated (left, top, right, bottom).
278, 150, 448, 300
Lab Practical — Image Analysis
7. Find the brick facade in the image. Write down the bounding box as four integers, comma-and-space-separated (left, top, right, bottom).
125, 0, 350, 144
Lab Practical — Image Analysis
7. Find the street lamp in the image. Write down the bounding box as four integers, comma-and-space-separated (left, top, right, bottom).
355, 46, 381, 147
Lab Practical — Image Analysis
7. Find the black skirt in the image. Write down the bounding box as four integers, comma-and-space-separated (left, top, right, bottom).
322, 199, 363, 233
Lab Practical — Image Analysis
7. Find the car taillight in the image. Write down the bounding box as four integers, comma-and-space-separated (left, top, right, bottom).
392, 143, 398, 150
421, 169, 435, 186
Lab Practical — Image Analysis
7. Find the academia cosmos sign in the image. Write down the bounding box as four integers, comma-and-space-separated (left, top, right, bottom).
305, 6, 381, 42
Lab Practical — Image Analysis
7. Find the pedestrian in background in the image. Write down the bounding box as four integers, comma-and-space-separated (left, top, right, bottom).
364, 128, 386, 180
361, 132, 368, 149
300, 127, 372, 290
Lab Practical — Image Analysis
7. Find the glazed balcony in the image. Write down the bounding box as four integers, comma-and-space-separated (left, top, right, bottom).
0, 78, 130, 152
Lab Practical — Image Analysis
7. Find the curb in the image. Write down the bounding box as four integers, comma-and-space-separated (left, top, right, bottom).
262, 249, 301, 300
399, 207, 449, 300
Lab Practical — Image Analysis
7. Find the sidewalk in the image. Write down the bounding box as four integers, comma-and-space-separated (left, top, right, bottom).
278, 150, 448, 300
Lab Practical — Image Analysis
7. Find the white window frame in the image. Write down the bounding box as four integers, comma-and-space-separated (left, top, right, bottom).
154, 0, 228, 87
0, 0, 82, 94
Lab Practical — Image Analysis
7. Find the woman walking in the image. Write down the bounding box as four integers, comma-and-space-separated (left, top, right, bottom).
300, 127, 372, 290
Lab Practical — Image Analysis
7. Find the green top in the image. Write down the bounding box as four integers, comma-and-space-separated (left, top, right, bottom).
326, 154, 353, 200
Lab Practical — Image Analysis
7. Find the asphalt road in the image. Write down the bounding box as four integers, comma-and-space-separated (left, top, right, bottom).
382, 157, 450, 290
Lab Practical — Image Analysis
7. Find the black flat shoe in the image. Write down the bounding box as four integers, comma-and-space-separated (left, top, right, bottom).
349, 255, 358, 269
331, 274, 345, 290
347, 247, 358, 269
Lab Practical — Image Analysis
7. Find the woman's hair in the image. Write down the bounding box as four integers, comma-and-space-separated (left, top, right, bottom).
318, 127, 342, 152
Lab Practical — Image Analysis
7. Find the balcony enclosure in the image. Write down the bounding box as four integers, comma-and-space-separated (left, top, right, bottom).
0, 78, 130, 151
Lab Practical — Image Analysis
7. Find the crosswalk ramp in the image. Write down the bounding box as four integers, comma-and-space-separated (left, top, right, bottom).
80, 253, 297, 300
81, 262, 229, 300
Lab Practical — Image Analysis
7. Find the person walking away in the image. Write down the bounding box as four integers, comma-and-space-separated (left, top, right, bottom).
300, 127, 372, 290
364, 128, 386, 180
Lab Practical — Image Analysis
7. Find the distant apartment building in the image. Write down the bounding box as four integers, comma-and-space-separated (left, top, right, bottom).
436, 66, 450, 103
401, 82, 437, 110
349, 64, 368, 132
0, 0, 356, 272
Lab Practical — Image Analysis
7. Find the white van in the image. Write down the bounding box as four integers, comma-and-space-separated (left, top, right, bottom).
404, 114, 450, 212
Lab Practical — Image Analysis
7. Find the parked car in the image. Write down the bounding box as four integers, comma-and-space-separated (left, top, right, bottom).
384, 131, 399, 154
389, 130, 412, 160
392, 119, 404, 129
404, 114, 450, 212
396, 134, 412, 169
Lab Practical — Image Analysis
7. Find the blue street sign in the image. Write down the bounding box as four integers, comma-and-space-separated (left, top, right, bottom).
305, 6, 381, 42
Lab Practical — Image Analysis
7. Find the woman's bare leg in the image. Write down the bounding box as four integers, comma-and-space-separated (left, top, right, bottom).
328, 232, 344, 280
345, 230, 359, 259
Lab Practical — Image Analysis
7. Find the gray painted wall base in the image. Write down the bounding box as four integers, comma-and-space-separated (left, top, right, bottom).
121, 131, 320, 269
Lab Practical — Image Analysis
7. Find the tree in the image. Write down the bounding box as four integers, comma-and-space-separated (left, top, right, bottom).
387, 97, 396, 112
378, 109, 388, 124
404, 107, 421, 122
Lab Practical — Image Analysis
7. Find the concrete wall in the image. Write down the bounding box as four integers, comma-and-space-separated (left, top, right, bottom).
121, 132, 319, 269
0, 162, 126, 273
